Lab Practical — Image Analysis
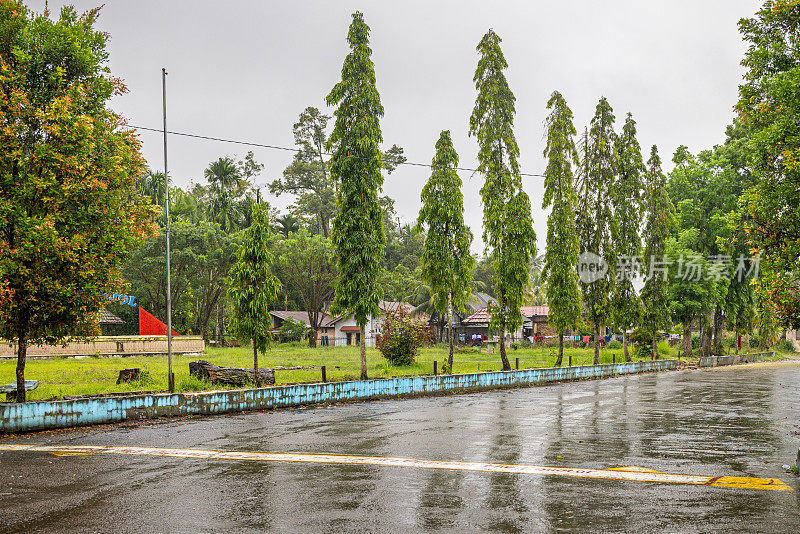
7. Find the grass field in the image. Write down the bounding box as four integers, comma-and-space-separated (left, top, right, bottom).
1, 340, 790, 402
0, 341, 686, 401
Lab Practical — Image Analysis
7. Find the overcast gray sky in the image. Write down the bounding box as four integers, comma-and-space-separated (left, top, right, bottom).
32, 0, 759, 253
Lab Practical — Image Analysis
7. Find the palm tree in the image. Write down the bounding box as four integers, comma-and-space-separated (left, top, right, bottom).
139, 170, 166, 206
524, 254, 548, 306
274, 213, 300, 237
204, 157, 245, 233
171, 188, 201, 223
204, 157, 241, 190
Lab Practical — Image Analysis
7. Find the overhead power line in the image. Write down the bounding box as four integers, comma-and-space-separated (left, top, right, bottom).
130, 124, 752, 187
130, 124, 548, 179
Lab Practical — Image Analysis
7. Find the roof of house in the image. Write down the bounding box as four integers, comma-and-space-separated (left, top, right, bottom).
325, 301, 420, 326
379, 300, 416, 313
520, 306, 550, 317
269, 310, 313, 326
474, 292, 498, 307
270, 310, 340, 330
462, 305, 550, 325
98, 308, 125, 325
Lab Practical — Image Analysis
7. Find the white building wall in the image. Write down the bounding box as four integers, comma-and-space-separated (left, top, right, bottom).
333, 315, 379, 347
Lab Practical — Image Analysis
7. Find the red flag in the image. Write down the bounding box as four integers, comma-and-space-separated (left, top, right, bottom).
139, 307, 178, 336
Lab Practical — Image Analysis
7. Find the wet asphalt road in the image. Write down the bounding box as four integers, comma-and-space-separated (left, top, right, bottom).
1, 362, 799, 533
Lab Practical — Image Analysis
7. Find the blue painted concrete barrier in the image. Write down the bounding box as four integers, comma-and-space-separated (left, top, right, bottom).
1, 360, 676, 434
697, 352, 775, 367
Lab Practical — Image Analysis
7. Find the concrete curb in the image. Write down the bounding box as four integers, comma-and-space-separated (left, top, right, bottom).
1, 360, 676, 434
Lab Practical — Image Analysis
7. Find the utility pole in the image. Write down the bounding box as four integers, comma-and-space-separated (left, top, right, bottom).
162, 67, 174, 393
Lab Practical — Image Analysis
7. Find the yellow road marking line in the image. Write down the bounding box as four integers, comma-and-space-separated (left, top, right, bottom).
0, 444, 791, 491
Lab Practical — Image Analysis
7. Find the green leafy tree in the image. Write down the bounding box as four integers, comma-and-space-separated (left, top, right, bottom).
755, 282, 777, 348
385, 219, 426, 272
275, 231, 337, 347
416, 130, 475, 370
277, 317, 309, 343
125, 219, 238, 338
0, 3, 156, 401
541, 91, 581, 366
271, 106, 406, 237
666, 229, 715, 357
725, 273, 754, 355
639, 146, 675, 359
470, 30, 536, 371
326, 12, 387, 379
577, 98, 617, 364
227, 203, 282, 387
610, 112, 645, 360
667, 138, 754, 355
378, 264, 419, 303
270, 108, 337, 237
735, 1, 800, 329
472, 255, 496, 297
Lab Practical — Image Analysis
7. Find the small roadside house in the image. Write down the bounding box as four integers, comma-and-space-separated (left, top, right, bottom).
459, 305, 552, 342
269, 310, 336, 346
324, 301, 418, 347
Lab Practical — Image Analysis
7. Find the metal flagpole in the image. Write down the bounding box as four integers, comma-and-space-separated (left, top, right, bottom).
162, 67, 174, 393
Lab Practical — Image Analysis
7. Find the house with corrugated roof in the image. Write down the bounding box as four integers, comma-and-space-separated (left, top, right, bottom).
459, 305, 552, 341
323, 301, 419, 347
269, 310, 335, 346
268, 302, 422, 347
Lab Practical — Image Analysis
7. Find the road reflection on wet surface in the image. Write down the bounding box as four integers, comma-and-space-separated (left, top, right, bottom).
1, 362, 799, 533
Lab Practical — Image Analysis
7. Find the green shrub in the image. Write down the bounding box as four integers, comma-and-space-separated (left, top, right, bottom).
455, 345, 478, 354
545, 338, 559, 348
277, 317, 309, 343
773, 339, 798, 354
510, 341, 520, 351
376, 308, 433, 366
636, 342, 653, 360
607, 339, 622, 350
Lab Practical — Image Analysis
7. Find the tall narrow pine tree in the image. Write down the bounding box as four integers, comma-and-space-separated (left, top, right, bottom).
577, 97, 616, 365
469, 30, 536, 371
640, 146, 675, 358
542, 91, 581, 367
326, 12, 387, 379
611, 113, 645, 361
416, 131, 475, 371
